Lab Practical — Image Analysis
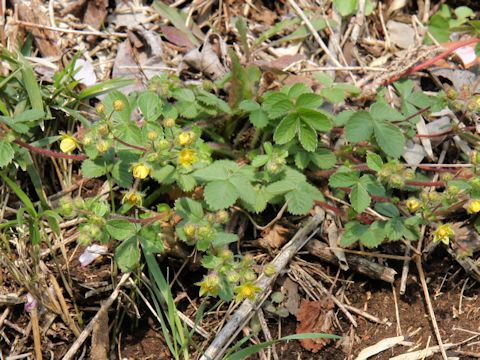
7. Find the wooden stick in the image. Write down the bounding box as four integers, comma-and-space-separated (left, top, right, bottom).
30, 308, 42, 360
306, 240, 397, 283
200, 214, 324, 360
61, 273, 130, 360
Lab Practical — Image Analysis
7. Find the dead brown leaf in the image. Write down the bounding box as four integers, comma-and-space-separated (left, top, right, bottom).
283, 277, 300, 316
296, 299, 335, 353
161, 26, 195, 51
62, 0, 108, 31
17, 0, 61, 57
254, 54, 306, 73
258, 225, 289, 250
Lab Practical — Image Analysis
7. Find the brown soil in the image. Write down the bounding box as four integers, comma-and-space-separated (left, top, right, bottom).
120, 249, 480, 359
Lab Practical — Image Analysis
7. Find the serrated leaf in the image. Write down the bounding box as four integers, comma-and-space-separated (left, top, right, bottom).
288, 83, 311, 99
328, 169, 359, 187
229, 175, 256, 205
174, 197, 204, 220
295, 93, 323, 109
212, 232, 238, 248
251, 155, 269, 167
297, 108, 331, 132
340, 221, 368, 247
360, 221, 386, 248
107, 219, 137, 240
112, 161, 133, 188
268, 100, 294, 119
115, 236, 140, 272
177, 174, 196, 192
345, 110, 373, 142
239, 99, 260, 112
366, 152, 383, 172
81, 159, 107, 178
285, 183, 323, 215
333, 0, 358, 16
310, 149, 336, 169
193, 161, 231, 181
370, 101, 403, 122
266, 180, 297, 195
294, 151, 310, 169
273, 113, 298, 144
374, 203, 399, 218
137, 91, 162, 121
151, 165, 175, 183
373, 121, 405, 158
298, 121, 317, 152
249, 109, 269, 128
0, 140, 14, 167
350, 182, 370, 213
203, 180, 238, 210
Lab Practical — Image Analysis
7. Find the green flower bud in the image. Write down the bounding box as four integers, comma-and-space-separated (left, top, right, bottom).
215, 210, 229, 224
446, 88, 458, 100
389, 174, 404, 188
263, 264, 276, 277
244, 270, 257, 282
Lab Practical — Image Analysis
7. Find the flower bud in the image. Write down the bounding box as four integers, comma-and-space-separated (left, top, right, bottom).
113, 99, 125, 112
389, 174, 404, 188
147, 131, 158, 141
96, 103, 106, 114
446, 88, 458, 100
447, 185, 460, 196
215, 210, 229, 224
158, 139, 169, 150
98, 124, 109, 136
467, 100, 477, 112
122, 190, 143, 206
428, 191, 440, 202
163, 118, 175, 128
403, 169, 415, 180
183, 224, 196, 238
226, 271, 240, 283
263, 264, 276, 277
96, 140, 110, 153
73, 196, 85, 209
244, 270, 257, 282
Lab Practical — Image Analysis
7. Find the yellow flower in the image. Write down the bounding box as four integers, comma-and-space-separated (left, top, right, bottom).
132, 163, 150, 179
406, 198, 420, 212
183, 224, 196, 238
122, 190, 143, 206
234, 282, 261, 302
113, 99, 125, 112
466, 199, 480, 214
178, 131, 194, 146
197, 273, 220, 297
433, 224, 454, 245
178, 149, 197, 168
59, 135, 77, 153
96, 140, 110, 153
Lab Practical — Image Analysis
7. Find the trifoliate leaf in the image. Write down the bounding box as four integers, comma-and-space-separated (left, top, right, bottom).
310, 149, 336, 169
297, 108, 332, 132
229, 175, 256, 206
370, 101, 403, 122
340, 221, 368, 247
249, 109, 269, 128
295, 93, 323, 109
328, 169, 359, 188
285, 182, 323, 215
288, 83, 311, 99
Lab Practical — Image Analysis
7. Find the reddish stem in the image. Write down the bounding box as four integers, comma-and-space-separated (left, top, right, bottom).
384, 37, 480, 85
314, 200, 346, 218
113, 135, 147, 152
14, 139, 87, 161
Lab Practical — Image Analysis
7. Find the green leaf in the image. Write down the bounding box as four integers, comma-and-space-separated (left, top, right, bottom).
286, 183, 323, 215
203, 180, 238, 210
151, 165, 175, 183
107, 219, 137, 240
1, 173, 37, 217
174, 197, 204, 220
370, 101, 403, 122
373, 121, 405, 158
212, 232, 238, 248
345, 110, 373, 142
177, 174, 196, 192
265, 180, 297, 195
329, 169, 359, 187
229, 176, 256, 206
295, 93, 323, 109
273, 113, 298, 144
294, 151, 310, 169
0, 141, 14, 167
374, 203, 399, 218
249, 109, 269, 128
288, 83, 312, 99
360, 221, 386, 248
333, 0, 358, 16
298, 121, 317, 152
297, 108, 331, 132
251, 155, 269, 167
366, 152, 383, 172
239, 100, 260, 112
310, 149, 336, 169
193, 161, 232, 181
115, 236, 140, 272
350, 182, 370, 213
81, 159, 108, 178
137, 91, 162, 121
340, 221, 368, 247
